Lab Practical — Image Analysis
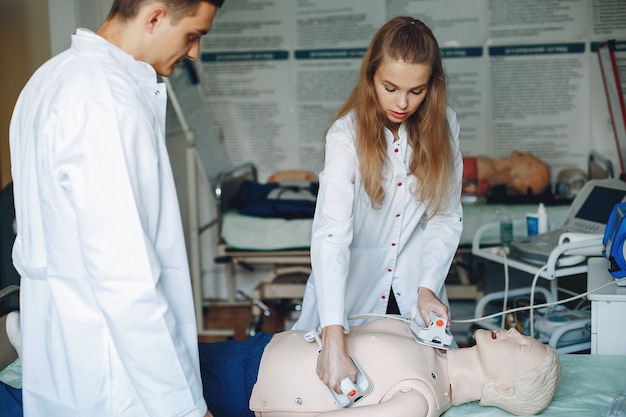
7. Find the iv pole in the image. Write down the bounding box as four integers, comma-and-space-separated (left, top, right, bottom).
597, 40, 626, 181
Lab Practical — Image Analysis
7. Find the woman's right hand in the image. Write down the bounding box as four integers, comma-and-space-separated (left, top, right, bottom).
317, 324, 357, 393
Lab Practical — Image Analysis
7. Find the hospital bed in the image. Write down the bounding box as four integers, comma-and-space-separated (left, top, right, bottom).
211, 163, 315, 330
0, 309, 624, 417
0, 282, 624, 416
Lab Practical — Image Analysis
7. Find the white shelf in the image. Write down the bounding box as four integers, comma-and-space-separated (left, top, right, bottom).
471, 220, 602, 280
470, 219, 603, 353
471, 247, 589, 279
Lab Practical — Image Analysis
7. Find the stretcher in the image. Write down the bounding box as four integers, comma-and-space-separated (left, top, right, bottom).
211, 163, 314, 331
1, 323, 624, 417
0, 286, 624, 416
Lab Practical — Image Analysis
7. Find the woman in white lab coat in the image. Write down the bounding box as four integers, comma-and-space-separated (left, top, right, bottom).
292, 17, 463, 393
9, 1, 222, 416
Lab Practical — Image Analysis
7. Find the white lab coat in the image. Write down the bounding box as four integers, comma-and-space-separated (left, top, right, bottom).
293, 108, 463, 331
9, 29, 207, 417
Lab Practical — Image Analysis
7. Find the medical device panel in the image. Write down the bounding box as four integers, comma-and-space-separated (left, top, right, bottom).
509, 178, 626, 265
409, 310, 454, 350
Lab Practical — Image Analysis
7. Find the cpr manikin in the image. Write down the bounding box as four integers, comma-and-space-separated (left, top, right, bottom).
250, 319, 560, 416
0, 315, 559, 417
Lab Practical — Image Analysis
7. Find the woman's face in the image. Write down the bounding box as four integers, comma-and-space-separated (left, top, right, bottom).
373, 58, 431, 134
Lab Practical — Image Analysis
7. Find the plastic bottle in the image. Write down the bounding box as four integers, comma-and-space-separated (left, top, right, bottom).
499, 212, 513, 247
527, 203, 549, 236
537, 203, 548, 234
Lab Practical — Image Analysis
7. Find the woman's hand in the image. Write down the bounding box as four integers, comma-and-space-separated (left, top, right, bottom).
317, 324, 356, 393
417, 287, 449, 325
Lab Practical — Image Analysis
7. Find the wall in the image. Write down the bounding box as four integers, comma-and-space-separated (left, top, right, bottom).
0, 0, 51, 190
0, 0, 110, 189
197, 0, 626, 183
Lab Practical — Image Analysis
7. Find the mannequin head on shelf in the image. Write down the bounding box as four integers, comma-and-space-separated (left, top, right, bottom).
471, 151, 551, 196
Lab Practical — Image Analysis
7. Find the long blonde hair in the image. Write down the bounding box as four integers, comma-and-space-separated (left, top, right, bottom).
328, 17, 453, 216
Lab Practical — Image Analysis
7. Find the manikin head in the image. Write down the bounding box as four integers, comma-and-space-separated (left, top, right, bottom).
474, 328, 560, 415
496, 151, 551, 195
475, 151, 551, 196
99, 0, 225, 76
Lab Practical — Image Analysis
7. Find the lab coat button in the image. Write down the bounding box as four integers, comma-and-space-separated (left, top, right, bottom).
397, 182, 403, 187
387, 268, 392, 272
391, 242, 396, 247
394, 148, 399, 153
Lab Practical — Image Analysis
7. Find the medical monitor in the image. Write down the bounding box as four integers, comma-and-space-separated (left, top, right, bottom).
509, 178, 626, 265
561, 179, 626, 234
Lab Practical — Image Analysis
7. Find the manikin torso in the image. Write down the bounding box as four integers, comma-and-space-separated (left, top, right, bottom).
250, 319, 452, 416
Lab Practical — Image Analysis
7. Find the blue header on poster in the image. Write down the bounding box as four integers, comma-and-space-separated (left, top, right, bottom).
441, 47, 483, 58
490, 43, 585, 57
591, 40, 626, 53
295, 48, 367, 60
201, 50, 289, 62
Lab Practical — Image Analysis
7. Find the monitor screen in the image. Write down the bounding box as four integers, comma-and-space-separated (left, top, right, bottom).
575, 186, 626, 224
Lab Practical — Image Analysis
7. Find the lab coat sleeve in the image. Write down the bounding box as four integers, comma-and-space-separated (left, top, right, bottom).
417, 108, 464, 295
47, 73, 204, 416
310, 118, 359, 330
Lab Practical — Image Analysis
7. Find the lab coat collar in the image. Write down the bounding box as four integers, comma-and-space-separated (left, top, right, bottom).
384, 122, 408, 146
71, 28, 159, 88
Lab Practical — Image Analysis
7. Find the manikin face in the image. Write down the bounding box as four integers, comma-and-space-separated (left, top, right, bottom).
504, 151, 550, 194
508, 152, 547, 176
373, 58, 431, 135
475, 328, 547, 383
147, 2, 217, 76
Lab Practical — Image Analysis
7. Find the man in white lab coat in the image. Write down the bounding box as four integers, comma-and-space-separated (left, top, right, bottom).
9, 1, 224, 416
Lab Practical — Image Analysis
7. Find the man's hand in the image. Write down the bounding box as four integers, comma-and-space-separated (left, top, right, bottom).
317, 324, 356, 393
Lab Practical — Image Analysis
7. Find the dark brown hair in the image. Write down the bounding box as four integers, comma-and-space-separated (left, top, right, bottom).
107, 0, 224, 23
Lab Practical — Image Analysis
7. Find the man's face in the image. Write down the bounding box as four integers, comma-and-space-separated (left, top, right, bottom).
148, 2, 217, 76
